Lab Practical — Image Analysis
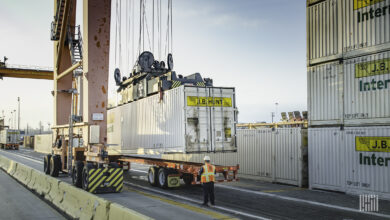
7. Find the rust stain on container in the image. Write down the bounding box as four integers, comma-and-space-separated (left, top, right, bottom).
101, 101, 105, 108
94, 35, 98, 41
96, 41, 101, 48
102, 85, 106, 94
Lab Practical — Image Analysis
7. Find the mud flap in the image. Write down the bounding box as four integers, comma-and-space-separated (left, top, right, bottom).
168, 174, 180, 188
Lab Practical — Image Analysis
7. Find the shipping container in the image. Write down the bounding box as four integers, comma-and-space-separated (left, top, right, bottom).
309, 126, 390, 199
342, 0, 390, 58
307, 0, 390, 66
131, 128, 308, 187
308, 61, 343, 126
23, 136, 35, 149
308, 51, 390, 126
0, 129, 20, 145
107, 85, 238, 155
343, 51, 390, 125
307, 0, 342, 65
34, 134, 53, 154
309, 127, 344, 192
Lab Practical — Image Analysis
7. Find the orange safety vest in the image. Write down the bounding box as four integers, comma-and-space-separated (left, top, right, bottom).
201, 163, 215, 183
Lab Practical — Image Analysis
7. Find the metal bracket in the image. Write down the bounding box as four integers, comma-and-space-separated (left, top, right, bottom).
72, 115, 83, 122
73, 70, 83, 77
58, 89, 77, 94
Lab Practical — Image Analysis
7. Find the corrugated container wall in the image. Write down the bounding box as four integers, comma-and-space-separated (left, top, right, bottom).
307, 0, 341, 65
309, 127, 344, 191
0, 129, 20, 145
307, 0, 390, 65
107, 86, 237, 155
342, 0, 390, 57
344, 50, 390, 125
309, 127, 390, 199
308, 51, 390, 126
308, 61, 343, 126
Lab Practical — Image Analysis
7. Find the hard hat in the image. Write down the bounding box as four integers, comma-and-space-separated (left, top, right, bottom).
204, 156, 210, 161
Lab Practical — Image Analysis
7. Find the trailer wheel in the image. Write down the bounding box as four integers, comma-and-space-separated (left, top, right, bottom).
44, 154, 52, 175
49, 155, 61, 177
72, 161, 84, 187
158, 168, 169, 189
148, 167, 159, 187
82, 163, 94, 191
183, 174, 194, 186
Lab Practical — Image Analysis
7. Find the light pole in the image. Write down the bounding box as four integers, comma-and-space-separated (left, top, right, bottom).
275, 102, 279, 122
17, 97, 20, 130
13, 110, 16, 129
10, 111, 14, 129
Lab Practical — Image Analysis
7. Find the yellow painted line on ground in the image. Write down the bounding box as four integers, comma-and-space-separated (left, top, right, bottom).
262, 187, 305, 193
124, 185, 237, 220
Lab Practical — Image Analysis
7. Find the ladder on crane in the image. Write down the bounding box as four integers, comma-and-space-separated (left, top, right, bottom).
66, 24, 84, 175
51, 0, 66, 41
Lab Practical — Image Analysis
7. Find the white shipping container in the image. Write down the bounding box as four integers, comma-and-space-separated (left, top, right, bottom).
309, 126, 390, 199
344, 126, 390, 197
307, 0, 390, 65
307, 0, 342, 64
107, 85, 237, 155
308, 51, 390, 126
344, 51, 390, 125
309, 127, 344, 192
308, 61, 343, 126
140, 128, 308, 187
0, 129, 20, 145
34, 134, 53, 154
342, 0, 390, 57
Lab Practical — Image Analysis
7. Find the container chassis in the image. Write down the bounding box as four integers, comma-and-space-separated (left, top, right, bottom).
0, 143, 19, 150
119, 156, 239, 188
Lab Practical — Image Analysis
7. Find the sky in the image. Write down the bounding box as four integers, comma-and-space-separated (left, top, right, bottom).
0, 0, 306, 130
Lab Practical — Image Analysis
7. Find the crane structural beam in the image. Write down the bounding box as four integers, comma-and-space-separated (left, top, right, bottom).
0, 68, 53, 80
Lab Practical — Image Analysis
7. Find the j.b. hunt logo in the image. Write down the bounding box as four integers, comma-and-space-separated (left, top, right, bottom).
355, 58, 390, 92
355, 0, 389, 23
356, 137, 390, 166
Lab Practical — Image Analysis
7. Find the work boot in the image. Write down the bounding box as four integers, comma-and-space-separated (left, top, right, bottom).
201, 203, 209, 207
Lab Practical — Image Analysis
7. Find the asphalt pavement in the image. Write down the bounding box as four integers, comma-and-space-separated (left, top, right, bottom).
0, 168, 65, 220
1, 147, 390, 220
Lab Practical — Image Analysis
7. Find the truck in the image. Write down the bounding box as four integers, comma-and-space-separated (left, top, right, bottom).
107, 51, 239, 189
0, 129, 20, 150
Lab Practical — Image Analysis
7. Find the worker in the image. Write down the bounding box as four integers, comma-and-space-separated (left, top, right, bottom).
199, 156, 216, 207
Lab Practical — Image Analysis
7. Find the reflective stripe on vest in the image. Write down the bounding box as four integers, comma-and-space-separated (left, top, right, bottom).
201, 164, 215, 183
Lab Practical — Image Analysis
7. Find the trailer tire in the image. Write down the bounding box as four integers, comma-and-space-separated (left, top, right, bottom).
44, 154, 52, 175
50, 155, 61, 177
158, 168, 169, 189
148, 167, 159, 187
183, 174, 194, 186
72, 161, 84, 187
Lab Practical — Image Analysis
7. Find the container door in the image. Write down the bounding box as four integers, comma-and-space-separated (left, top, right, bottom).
209, 87, 236, 152
185, 87, 212, 152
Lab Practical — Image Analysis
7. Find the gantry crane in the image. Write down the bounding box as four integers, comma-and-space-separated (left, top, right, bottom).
44, 0, 123, 193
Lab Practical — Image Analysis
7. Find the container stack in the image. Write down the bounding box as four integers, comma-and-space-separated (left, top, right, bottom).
307, 0, 390, 198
